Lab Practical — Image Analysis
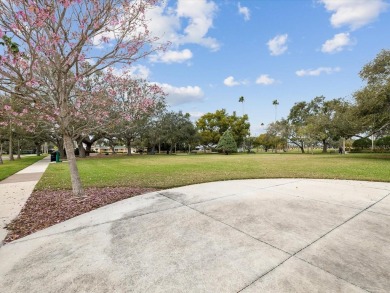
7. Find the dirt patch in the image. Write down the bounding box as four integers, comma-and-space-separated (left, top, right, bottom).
4, 187, 158, 244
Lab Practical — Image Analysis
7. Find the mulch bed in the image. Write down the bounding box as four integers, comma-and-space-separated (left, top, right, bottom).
4, 187, 158, 244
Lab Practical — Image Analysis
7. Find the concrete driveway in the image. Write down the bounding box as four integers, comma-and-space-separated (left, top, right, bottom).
0, 179, 389, 292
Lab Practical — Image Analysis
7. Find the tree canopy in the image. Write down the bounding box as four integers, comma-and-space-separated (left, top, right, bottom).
354, 49, 390, 135
196, 109, 250, 147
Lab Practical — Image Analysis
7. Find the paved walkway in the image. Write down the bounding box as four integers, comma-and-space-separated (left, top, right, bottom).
0, 156, 51, 243
0, 178, 389, 292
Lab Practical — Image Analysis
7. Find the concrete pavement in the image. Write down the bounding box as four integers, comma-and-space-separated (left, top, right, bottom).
0, 156, 51, 243
0, 178, 389, 292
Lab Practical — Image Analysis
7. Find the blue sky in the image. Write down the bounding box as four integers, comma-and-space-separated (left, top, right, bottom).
132, 0, 390, 135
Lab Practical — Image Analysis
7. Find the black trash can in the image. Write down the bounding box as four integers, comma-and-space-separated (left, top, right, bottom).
50, 152, 56, 162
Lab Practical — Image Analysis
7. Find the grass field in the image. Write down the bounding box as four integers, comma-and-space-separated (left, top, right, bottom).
35, 152, 390, 191
0, 155, 46, 181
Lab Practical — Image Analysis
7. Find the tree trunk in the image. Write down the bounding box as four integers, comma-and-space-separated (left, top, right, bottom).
77, 140, 86, 158
322, 139, 328, 153
110, 144, 116, 155
127, 140, 132, 156
83, 135, 103, 154
83, 136, 98, 153
299, 145, 305, 154
342, 137, 346, 154
84, 141, 93, 153
35, 142, 41, 156
57, 137, 66, 159
17, 139, 21, 159
9, 126, 14, 161
0, 142, 3, 164
63, 133, 84, 196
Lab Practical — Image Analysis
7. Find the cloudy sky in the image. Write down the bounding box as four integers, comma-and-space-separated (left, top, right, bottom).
135, 0, 390, 134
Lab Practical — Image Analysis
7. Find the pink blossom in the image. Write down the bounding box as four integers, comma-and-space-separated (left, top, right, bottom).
59, 0, 72, 8
16, 11, 27, 21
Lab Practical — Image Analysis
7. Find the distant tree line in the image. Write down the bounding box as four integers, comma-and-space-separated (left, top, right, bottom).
2, 49, 389, 163
255, 49, 390, 153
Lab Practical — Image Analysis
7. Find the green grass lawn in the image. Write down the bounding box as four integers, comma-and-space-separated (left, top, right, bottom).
35, 152, 390, 191
0, 155, 47, 181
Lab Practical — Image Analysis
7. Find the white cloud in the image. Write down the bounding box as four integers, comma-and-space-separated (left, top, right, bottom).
187, 111, 205, 121
267, 34, 288, 56
256, 74, 276, 85
223, 76, 240, 87
177, 0, 219, 50
321, 33, 354, 53
145, 3, 181, 45
127, 65, 151, 79
92, 0, 220, 52
238, 2, 250, 21
150, 49, 193, 63
296, 67, 341, 77
146, 0, 220, 51
156, 83, 204, 106
320, 0, 389, 30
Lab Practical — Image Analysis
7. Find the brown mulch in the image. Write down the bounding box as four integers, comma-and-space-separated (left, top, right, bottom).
4, 187, 158, 244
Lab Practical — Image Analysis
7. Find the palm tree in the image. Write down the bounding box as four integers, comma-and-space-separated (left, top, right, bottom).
239, 96, 245, 115
272, 99, 279, 121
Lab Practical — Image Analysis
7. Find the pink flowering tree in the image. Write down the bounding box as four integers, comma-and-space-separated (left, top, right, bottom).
0, 97, 15, 163
0, 0, 166, 195
0, 94, 34, 163
63, 66, 115, 156
104, 76, 166, 155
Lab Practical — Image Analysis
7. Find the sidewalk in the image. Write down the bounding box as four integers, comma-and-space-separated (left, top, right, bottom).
0, 156, 51, 244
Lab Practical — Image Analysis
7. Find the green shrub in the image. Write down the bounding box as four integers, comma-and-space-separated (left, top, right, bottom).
352, 137, 371, 149
376, 136, 390, 149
